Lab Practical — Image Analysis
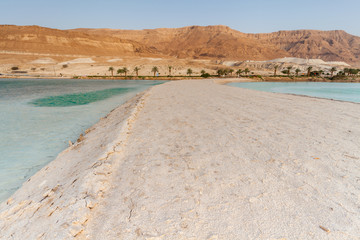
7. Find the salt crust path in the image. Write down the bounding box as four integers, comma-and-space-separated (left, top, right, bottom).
1, 80, 360, 239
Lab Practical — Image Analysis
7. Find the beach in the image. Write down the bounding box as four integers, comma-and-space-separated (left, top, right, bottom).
0, 79, 359, 239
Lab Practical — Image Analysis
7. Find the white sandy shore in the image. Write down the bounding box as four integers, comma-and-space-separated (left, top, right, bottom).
0, 80, 360, 239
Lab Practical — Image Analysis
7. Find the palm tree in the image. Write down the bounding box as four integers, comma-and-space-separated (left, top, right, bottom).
344, 68, 350, 76
295, 68, 301, 76
168, 66, 173, 76
217, 69, 224, 77
117, 68, 124, 76
187, 68, 193, 76
307, 66, 313, 77
273, 65, 279, 76
286, 66, 293, 76
330, 67, 336, 77
134, 66, 140, 77
244, 68, 250, 76
108, 67, 114, 77
122, 67, 128, 77
151, 66, 159, 77
236, 69, 242, 77
229, 69, 234, 76
348, 68, 359, 76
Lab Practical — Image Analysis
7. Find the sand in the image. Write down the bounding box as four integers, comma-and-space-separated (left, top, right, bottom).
0, 80, 359, 239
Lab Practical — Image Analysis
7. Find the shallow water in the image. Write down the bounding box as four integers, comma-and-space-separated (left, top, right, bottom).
227, 82, 360, 103
0, 78, 164, 202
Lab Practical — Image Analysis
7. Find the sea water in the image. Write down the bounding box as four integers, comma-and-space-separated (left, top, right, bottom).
0, 78, 164, 202
227, 82, 360, 103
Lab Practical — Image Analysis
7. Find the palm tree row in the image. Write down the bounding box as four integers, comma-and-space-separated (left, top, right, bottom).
217, 68, 250, 77
107, 66, 358, 78
109, 66, 141, 77
275, 66, 343, 78
343, 68, 360, 76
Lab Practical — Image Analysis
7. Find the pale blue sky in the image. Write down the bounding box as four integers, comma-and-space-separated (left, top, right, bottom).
1, 0, 359, 36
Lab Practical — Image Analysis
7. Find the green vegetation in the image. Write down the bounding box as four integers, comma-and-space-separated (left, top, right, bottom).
217, 69, 224, 77
81, 65, 360, 81
286, 66, 293, 76
330, 67, 336, 77
187, 68, 193, 76
200, 70, 211, 78
244, 68, 250, 76
307, 66, 313, 77
134, 66, 140, 77
117, 68, 124, 75
151, 66, 159, 77
229, 69, 234, 76
122, 67, 129, 77
236, 69, 242, 76
108, 67, 114, 77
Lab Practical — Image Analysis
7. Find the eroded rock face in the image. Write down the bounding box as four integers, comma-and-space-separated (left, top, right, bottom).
0, 25, 155, 57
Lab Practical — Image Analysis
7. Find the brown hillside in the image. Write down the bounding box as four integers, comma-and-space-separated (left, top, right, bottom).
73, 26, 360, 65
1, 25, 360, 66
73, 25, 289, 60
246, 30, 360, 64
0, 25, 155, 57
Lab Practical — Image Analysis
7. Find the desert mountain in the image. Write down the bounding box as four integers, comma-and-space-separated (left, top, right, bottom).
0, 25, 155, 57
1, 25, 360, 66
246, 30, 360, 64
72, 25, 360, 66
72, 25, 288, 61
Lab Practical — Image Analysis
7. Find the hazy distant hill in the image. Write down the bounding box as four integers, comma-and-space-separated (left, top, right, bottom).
1, 25, 360, 66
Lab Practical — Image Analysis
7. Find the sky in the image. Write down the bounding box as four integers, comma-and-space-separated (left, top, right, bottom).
0, 0, 359, 36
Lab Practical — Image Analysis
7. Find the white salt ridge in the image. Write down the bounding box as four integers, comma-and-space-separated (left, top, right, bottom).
107, 58, 123, 62
1, 80, 359, 239
30, 58, 57, 64
268, 57, 350, 66
59, 58, 95, 65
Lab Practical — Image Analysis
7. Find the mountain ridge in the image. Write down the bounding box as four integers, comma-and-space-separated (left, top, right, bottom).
1, 25, 359, 66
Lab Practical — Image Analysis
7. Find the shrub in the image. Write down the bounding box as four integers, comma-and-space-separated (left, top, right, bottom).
11, 66, 19, 70
62, 64, 68, 68
201, 73, 211, 78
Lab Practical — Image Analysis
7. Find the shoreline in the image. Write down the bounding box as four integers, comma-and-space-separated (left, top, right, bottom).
1, 75, 360, 83
1, 80, 359, 239
0, 89, 151, 238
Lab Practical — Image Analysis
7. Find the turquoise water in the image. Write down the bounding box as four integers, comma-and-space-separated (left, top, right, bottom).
30, 88, 134, 107
228, 82, 360, 103
0, 78, 164, 202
